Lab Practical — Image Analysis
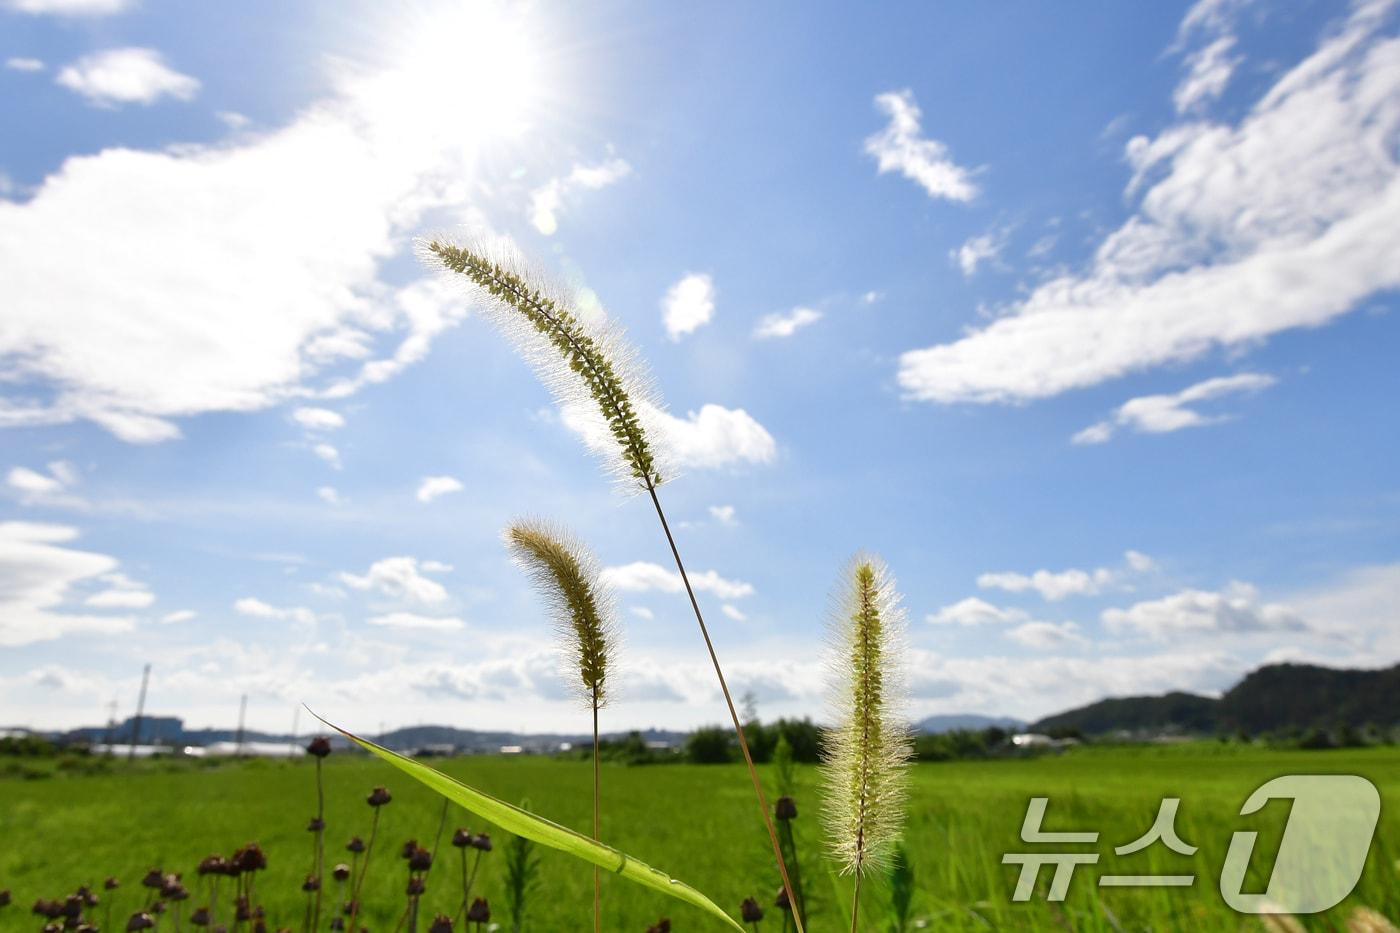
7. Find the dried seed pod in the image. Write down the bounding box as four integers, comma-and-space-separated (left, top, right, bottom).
465, 898, 490, 924
450, 828, 473, 848
332, 863, 351, 882
775, 796, 798, 821
306, 736, 332, 758
468, 833, 492, 852
741, 897, 764, 922
366, 786, 391, 807
345, 836, 365, 854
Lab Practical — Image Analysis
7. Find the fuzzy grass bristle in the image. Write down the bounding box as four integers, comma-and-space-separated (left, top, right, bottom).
504, 519, 617, 708
821, 554, 911, 881
422, 237, 667, 492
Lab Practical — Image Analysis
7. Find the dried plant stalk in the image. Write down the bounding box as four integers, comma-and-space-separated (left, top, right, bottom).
821, 555, 912, 931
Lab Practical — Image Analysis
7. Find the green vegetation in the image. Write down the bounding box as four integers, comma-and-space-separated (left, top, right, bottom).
2, 744, 1396, 930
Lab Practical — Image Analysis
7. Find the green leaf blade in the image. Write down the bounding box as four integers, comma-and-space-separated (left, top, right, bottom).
320, 716, 743, 931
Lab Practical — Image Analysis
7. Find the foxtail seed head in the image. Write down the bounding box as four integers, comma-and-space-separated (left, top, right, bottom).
820, 554, 911, 877
421, 237, 667, 492
504, 519, 617, 709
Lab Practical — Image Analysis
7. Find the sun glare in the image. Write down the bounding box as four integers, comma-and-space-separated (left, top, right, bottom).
344, 2, 549, 152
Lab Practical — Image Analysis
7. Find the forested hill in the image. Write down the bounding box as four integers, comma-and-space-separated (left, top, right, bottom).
1029, 663, 1400, 736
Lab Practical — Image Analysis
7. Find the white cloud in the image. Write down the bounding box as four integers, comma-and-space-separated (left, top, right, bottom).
366, 611, 463, 631
977, 550, 1154, 600
864, 89, 978, 202
720, 604, 747, 622
528, 155, 631, 235
1006, 620, 1087, 649
316, 485, 342, 505
708, 504, 737, 525
0, 521, 135, 646
3, 0, 129, 14
1175, 35, 1241, 113
629, 606, 654, 621
1125, 550, 1157, 573
291, 406, 345, 431
600, 561, 754, 601
416, 475, 463, 503
926, 596, 1029, 627
662, 273, 715, 341
339, 556, 449, 604
898, 5, 1400, 404
951, 231, 1004, 277
1074, 373, 1276, 444
861, 290, 884, 305
0, 14, 510, 445
5, 57, 44, 72
561, 400, 777, 471
5, 461, 85, 509
312, 443, 341, 469
753, 307, 822, 339
217, 111, 251, 130
160, 609, 196, 624
85, 587, 154, 608
7, 465, 61, 495
1102, 582, 1309, 640
978, 568, 1111, 601
233, 597, 316, 624
56, 48, 199, 106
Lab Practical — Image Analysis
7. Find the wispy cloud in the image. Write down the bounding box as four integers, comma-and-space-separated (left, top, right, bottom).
339, 556, 450, 604
1174, 35, 1240, 113
416, 475, 463, 503
5, 57, 44, 72
1073, 373, 1276, 444
561, 400, 776, 470
898, 4, 1400, 404
864, 89, 978, 202
1103, 582, 1309, 640
600, 561, 754, 601
528, 155, 631, 235
291, 407, 345, 431
951, 230, 1005, 277
753, 306, 821, 339
3, 0, 131, 15
708, 504, 737, 525
0, 525, 137, 646
367, 611, 464, 631
977, 550, 1155, 601
661, 273, 715, 341
233, 597, 315, 624
56, 48, 199, 106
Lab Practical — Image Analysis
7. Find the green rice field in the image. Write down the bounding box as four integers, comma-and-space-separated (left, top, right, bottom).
2, 743, 1396, 931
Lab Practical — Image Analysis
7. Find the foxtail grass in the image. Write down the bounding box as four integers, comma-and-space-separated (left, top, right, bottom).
423, 237, 804, 931
505, 519, 615, 932
821, 555, 912, 932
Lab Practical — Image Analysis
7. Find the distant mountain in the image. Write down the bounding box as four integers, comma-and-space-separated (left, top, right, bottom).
1219, 662, 1400, 732
916, 714, 1024, 734
1030, 691, 1218, 736
1030, 662, 1400, 736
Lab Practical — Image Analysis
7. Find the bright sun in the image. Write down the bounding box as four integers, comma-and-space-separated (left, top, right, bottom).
344, 1, 550, 151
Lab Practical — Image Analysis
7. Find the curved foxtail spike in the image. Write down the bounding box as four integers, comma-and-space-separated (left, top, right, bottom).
821, 554, 912, 930
503, 518, 617, 933
420, 236, 669, 493
503, 519, 617, 709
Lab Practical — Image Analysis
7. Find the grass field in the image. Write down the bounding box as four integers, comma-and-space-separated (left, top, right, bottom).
1, 743, 1396, 931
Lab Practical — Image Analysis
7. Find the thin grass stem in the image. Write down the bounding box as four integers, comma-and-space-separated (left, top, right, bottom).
645, 485, 803, 933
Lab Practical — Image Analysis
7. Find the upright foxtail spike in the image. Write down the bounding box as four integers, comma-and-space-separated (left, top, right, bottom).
821, 554, 912, 888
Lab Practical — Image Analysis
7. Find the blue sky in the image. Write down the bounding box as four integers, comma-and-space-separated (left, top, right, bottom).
2, 0, 1397, 735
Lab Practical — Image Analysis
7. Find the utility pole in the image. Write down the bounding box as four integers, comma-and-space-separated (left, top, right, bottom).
128, 664, 150, 763
289, 705, 300, 757
235, 694, 248, 757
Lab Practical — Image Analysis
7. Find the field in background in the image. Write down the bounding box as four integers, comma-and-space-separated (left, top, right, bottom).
2, 744, 1397, 931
